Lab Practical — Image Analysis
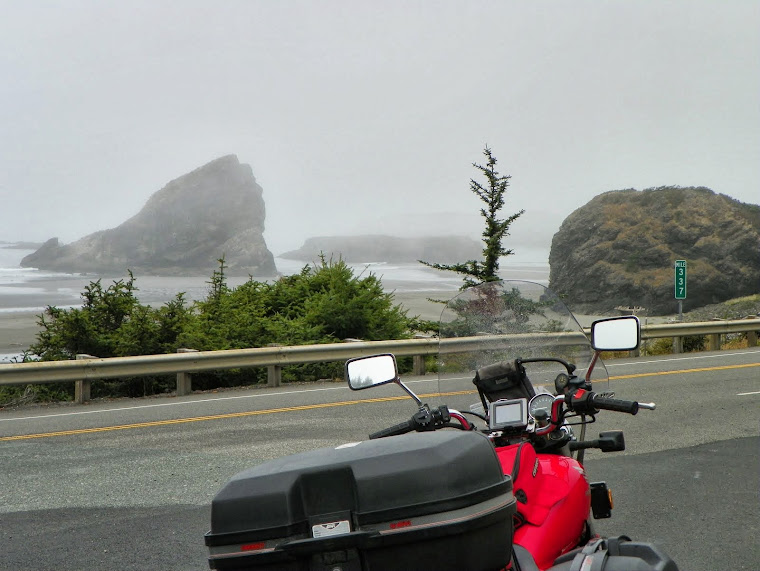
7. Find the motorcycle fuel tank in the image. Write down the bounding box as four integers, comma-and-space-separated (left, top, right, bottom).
495, 442, 590, 570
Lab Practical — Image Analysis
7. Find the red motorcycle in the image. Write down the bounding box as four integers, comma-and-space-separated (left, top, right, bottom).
205, 280, 679, 571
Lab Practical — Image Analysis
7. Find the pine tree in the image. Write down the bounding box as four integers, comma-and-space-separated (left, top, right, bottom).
421, 146, 524, 288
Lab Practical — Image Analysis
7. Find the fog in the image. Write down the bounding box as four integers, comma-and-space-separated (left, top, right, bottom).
1, 1, 758, 260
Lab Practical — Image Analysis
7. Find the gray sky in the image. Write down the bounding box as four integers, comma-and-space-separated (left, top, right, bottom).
1, 1, 758, 260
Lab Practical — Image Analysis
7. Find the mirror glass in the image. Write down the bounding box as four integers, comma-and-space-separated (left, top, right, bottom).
346, 354, 398, 390
591, 316, 640, 351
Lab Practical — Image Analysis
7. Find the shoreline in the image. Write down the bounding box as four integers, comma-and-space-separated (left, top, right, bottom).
0, 290, 676, 362
0, 311, 41, 360
0, 290, 456, 361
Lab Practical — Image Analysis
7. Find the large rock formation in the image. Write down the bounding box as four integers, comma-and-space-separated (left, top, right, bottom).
22, 155, 276, 276
549, 187, 760, 315
280, 235, 482, 263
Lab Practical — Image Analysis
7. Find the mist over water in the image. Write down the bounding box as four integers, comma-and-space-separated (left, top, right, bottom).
0, 243, 549, 362
0, 245, 549, 314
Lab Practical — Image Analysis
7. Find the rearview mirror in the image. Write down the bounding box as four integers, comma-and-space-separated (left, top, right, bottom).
591, 316, 641, 351
346, 354, 399, 390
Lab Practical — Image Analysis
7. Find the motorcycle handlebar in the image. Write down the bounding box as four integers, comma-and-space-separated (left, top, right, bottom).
369, 419, 415, 440
590, 395, 639, 415
565, 391, 650, 417
369, 405, 453, 439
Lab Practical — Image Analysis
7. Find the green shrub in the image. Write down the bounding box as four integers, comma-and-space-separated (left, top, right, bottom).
643, 335, 706, 356
0, 383, 74, 407
21, 256, 419, 399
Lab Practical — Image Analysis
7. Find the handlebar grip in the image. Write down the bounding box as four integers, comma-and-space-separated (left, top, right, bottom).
369, 419, 415, 440
591, 395, 639, 415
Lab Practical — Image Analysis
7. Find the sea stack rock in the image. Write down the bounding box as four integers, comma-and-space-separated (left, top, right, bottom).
548, 186, 760, 314
22, 155, 276, 276
280, 235, 482, 263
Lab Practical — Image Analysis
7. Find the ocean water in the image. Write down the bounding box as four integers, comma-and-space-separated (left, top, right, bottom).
0, 244, 549, 362
0, 244, 549, 314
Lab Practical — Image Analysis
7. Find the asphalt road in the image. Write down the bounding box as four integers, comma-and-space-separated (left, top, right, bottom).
1, 348, 758, 571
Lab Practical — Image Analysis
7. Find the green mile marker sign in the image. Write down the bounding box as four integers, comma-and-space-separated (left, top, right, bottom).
674, 260, 687, 300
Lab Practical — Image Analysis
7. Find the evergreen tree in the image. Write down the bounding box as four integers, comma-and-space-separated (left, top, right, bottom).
421, 146, 524, 288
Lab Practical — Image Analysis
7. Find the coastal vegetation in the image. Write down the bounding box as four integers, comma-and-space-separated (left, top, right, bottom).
4, 160, 759, 406
1, 266, 757, 407
2, 257, 421, 404
420, 146, 524, 287
4, 145, 531, 406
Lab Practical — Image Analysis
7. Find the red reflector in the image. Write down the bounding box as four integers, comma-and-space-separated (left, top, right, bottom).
241, 542, 266, 551
390, 520, 412, 529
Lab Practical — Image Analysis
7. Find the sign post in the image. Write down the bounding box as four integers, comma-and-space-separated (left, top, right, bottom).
674, 260, 687, 320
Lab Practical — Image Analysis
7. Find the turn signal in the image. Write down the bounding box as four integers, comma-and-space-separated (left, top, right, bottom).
590, 482, 613, 519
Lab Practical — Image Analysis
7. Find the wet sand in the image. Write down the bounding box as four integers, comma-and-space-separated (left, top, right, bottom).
0, 311, 41, 358
388, 290, 457, 321
0, 294, 673, 362
0, 257, 553, 359
0, 289, 456, 360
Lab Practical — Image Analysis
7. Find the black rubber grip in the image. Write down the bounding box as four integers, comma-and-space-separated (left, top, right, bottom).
591, 395, 639, 415
369, 419, 415, 439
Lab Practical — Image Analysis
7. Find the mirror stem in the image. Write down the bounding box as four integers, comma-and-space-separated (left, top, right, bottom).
585, 351, 601, 384
394, 378, 423, 406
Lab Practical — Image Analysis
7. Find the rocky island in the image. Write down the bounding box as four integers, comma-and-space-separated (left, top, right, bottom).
21, 155, 276, 276
549, 186, 760, 315
280, 235, 482, 264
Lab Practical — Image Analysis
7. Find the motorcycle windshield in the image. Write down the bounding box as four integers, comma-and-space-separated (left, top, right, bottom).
435, 280, 608, 411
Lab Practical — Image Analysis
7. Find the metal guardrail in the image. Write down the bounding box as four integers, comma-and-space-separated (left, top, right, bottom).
640, 319, 760, 354
640, 319, 760, 338
1, 319, 758, 403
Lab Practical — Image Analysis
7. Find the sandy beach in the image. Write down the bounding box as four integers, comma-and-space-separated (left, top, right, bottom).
0, 286, 674, 361
0, 252, 555, 360
0, 288, 670, 360
0, 289, 455, 360
0, 311, 41, 358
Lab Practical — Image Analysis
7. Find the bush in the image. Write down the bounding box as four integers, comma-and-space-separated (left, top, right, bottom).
643, 335, 706, 356
17, 256, 419, 401
30, 274, 191, 362
178, 256, 416, 386
0, 383, 74, 408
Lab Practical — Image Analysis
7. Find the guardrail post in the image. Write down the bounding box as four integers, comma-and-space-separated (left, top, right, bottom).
413, 355, 426, 376
267, 344, 282, 387
708, 333, 721, 351
176, 348, 198, 396
75, 354, 96, 404
412, 334, 431, 375
1, 320, 758, 397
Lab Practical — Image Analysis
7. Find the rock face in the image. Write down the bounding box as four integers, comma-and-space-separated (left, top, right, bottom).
549, 187, 760, 315
22, 155, 276, 276
280, 235, 482, 263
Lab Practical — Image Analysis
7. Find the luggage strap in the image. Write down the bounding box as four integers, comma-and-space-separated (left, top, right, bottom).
568, 535, 631, 571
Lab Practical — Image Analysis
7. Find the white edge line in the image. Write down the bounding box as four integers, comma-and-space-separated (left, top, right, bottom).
605, 349, 760, 367
0, 378, 439, 422
3, 351, 757, 422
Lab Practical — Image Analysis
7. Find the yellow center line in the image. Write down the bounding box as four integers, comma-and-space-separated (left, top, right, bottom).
3, 361, 757, 441
0, 390, 475, 442
610, 361, 760, 380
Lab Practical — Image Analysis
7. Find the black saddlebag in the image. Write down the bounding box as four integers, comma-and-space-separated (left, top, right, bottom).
547, 536, 679, 571
205, 431, 515, 571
